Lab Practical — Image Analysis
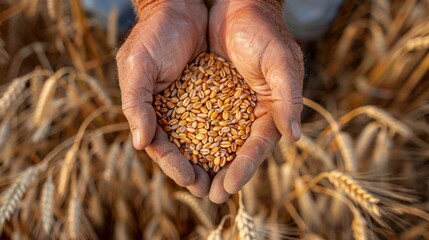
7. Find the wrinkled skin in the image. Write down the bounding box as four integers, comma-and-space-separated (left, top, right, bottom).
207, 0, 304, 203
116, 0, 304, 203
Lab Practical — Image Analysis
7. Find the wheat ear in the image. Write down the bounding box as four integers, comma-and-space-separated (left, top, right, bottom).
328, 171, 381, 217
235, 191, 257, 240
41, 173, 54, 234
33, 75, 57, 126
57, 148, 77, 198
0, 78, 26, 118
0, 166, 40, 232
207, 215, 229, 240
352, 210, 367, 240
0, 121, 10, 149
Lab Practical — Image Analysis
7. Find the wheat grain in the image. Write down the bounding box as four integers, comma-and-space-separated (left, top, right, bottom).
328, 171, 381, 217
41, 174, 54, 235
0, 166, 40, 232
154, 52, 256, 172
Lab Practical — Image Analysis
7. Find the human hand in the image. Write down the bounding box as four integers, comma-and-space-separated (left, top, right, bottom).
208, 0, 304, 203
116, 0, 210, 196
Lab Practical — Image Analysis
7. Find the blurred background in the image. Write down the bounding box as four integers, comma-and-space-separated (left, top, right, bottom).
0, 0, 428, 239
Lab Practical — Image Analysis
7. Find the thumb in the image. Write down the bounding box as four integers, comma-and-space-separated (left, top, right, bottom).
117, 46, 158, 150
264, 42, 304, 141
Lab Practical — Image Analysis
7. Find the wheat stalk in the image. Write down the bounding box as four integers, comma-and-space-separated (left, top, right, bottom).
296, 134, 334, 169
340, 106, 412, 138
370, 129, 392, 172
102, 142, 120, 182
267, 153, 281, 204
355, 122, 380, 161
78, 73, 113, 107
41, 174, 54, 235
0, 166, 40, 232
295, 177, 321, 231
335, 132, 357, 172
328, 171, 381, 217
32, 117, 52, 143
174, 191, 213, 229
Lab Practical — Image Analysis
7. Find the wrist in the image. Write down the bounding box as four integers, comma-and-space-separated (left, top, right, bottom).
135, 0, 206, 18
212, 0, 284, 15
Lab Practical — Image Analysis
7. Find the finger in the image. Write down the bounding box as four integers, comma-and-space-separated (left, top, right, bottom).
224, 114, 280, 194
146, 126, 195, 187
117, 40, 158, 150
187, 165, 210, 198
209, 167, 230, 204
263, 40, 304, 141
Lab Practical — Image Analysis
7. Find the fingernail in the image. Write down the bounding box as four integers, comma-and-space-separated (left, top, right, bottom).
291, 121, 301, 141
131, 128, 141, 149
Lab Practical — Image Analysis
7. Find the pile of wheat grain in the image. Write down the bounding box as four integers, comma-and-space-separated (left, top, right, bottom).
154, 52, 256, 172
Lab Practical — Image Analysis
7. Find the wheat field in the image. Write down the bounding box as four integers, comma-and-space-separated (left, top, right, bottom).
0, 0, 428, 239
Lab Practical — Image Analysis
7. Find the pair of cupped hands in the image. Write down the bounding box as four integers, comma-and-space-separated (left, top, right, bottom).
116, 0, 304, 203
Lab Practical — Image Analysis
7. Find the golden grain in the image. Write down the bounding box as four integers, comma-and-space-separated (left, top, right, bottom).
153, 53, 256, 171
